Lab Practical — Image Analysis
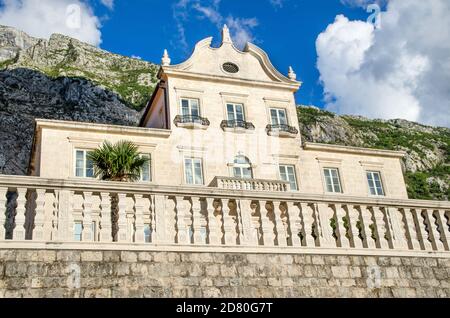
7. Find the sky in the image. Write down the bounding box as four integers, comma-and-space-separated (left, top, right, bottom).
0, 0, 449, 127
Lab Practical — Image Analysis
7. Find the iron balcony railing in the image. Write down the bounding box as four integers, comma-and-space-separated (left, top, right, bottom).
174, 115, 210, 127
220, 120, 255, 130
266, 124, 299, 135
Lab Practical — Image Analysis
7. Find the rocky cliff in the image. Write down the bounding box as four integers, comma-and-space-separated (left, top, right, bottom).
0, 26, 448, 200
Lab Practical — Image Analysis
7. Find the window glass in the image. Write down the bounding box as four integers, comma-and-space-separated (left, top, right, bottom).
227, 103, 245, 121
74, 222, 82, 241
324, 168, 343, 193
140, 154, 151, 182
75, 150, 85, 177
181, 98, 200, 117
185, 158, 203, 185
367, 171, 385, 196
279, 165, 298, 191
75, 150, 95, 178
270, 108, 288, 125
233, 156, 253, 179
144, 224, 151, 243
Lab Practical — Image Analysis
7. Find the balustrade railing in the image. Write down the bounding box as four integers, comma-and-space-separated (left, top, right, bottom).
0, 175, 449, 256
212, 176, 290, 192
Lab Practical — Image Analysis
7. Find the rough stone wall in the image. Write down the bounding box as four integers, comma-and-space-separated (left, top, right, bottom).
0, 249, 449, 298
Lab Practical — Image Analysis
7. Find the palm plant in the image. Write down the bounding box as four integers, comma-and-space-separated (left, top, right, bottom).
87, 140, 149, 182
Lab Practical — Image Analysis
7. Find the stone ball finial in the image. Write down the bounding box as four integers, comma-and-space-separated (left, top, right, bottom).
288, 66, 297, 80
162, 49, 171, 66
222, 24, 233, 44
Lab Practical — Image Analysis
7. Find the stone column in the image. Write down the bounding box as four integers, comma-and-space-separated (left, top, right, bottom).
117, 193, 128, 242
133, 194, 145, 243
0, 187, 8, 240
348, 205, 363, 249
435, 209, 450, 251
273, 201, 287, 247
315, 203, 335, 248
100, 192, 112, 242
33, 189, 46, 241
300, 202, 316, 247
14, 187, 28, 241
222, 199, 237, 245
412, 208, 432, 250
286, 201, 302, 247
192, 197, 206, 244
335, 204, 350, 248
153, 194, 168, 243
206, 198, 222, 245
386, 207, 408, 250
372, 206, 389, 249
176, 196, 191, 244
238, 199, 253, 246
82, 192, 93, 242
422, 209, 443, 251
360, 205, 376, 249
402, 208, 421, 250
260, 202, 275, 246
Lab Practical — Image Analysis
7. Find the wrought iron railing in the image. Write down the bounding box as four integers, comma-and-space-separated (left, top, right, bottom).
220, 120, 255, 130
174, 115, 210, 126
266, 124, 299, 135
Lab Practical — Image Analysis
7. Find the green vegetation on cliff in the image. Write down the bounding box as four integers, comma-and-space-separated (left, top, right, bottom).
298, 106, 450, 201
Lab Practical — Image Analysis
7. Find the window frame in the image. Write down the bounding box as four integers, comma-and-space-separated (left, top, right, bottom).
226, 103, 245, 122
323, 167, 343, 194
232, 156, 253, 179
366, 170, 385, 196
279, 164, 299, 191
184, 157, 205, 185
180, 98, 201, 117
74, 222, 83, 242
139, 153, 152, 182
74, 149, 95, 179
269, 108, 288, 126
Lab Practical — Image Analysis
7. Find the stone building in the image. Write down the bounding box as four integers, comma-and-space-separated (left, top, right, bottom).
0, 25, 449, 298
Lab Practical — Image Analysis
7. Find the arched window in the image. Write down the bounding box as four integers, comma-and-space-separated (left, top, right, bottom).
232, 155, 253, 179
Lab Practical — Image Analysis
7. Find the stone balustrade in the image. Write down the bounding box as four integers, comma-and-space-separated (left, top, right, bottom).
212, 176, 291, 192
0, 175, 449, 257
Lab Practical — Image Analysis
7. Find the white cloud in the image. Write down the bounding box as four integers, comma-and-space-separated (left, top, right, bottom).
316, 0, 450, 127
172, 0, 258, 50
100, 0, 114, 10
0, 0, 102, 46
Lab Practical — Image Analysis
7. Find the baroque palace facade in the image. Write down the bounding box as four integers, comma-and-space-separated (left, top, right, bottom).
1, 26, 449, 257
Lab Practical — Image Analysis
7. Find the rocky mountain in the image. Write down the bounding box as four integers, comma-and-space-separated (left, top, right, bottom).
0, 26, 448, 200
298, 106, 449, 200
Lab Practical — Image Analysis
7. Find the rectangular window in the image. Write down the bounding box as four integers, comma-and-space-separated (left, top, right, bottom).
184, 158, 204, 185
181, 98, 200, 117
140, 154, 152, 182
367, 171, 385, 196
279, 165, 298, 191
74, 222, 82, 241
227, 103, 245, 121
323, 168, 343, 193
144, 224, 152, 243
75, 150, 94, 178
270, 108, 288, 125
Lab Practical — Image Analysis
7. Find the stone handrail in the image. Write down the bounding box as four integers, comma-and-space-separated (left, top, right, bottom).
211, 176, 291, 192
0, 175, 449, 257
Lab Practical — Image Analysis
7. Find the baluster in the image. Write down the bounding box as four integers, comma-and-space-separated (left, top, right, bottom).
57, 190, 74, 241
14, 187, 27, 240
286, 202, 302, 247
372, 206, 389, 249
402, 208, 421, 250
422, 209, 444, 251
206, 198, 221, 245
273, 201, 287, 246
435, 209, 450, 251
153, 195, 168, 243
192, 197, 206, 244
133, 194, 145, 243
82, 192, 93, 242
335, 204, 350, 248
33, 189, 46, 241
176, 196, 192, 244
0, 187, 8, 240
300, 202, 316, 247
315, 203, 335, 247
50, 190, 59, 241
260, 201, 275, 246
222, 199, 237, 245
412, 208, 433, 250
117, 193, 128, 242
100, 193, 112, 242
250, 201, 262, 245
238, 199, 254, 246
385, 207, 408, 250
347, 205, 363, 248
360, 205, 376, 249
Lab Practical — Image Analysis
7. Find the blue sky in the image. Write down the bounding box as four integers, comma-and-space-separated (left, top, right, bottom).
1, 1, 449, 127
94, 0, 370, 108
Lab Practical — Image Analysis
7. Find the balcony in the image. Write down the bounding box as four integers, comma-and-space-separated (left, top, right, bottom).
174, 115, 210, 130
220, 120, 255, 133
266, 124, 299, 137
211, 176, 290, 192
0, 175, 449, 258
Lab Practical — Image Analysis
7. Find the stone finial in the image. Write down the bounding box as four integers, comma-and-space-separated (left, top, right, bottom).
288, 66, 297, 80
222, 24, 233, 44
161, 49, 171, 66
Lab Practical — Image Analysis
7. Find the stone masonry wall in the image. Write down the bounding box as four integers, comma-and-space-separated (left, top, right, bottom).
0, 249, 449, 298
